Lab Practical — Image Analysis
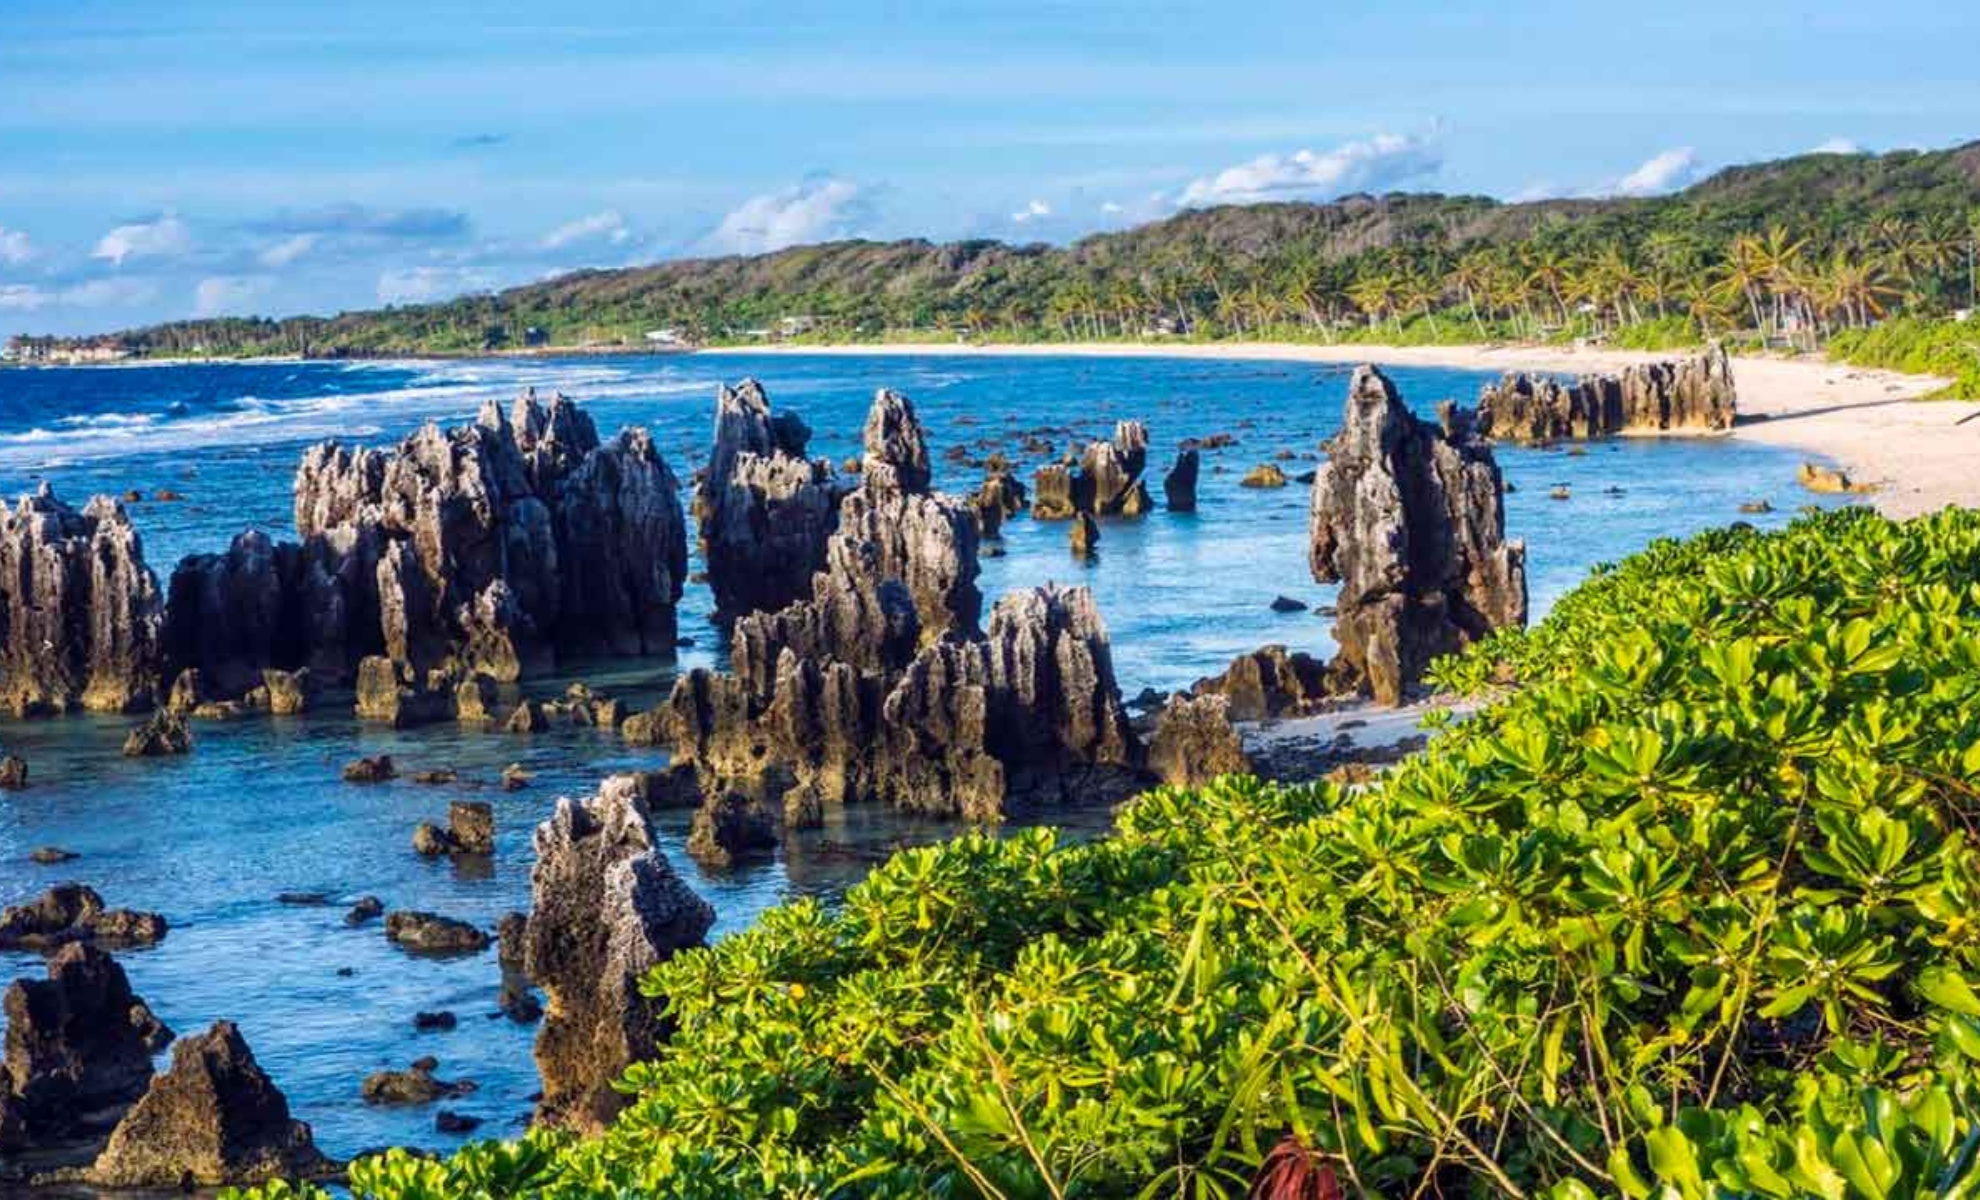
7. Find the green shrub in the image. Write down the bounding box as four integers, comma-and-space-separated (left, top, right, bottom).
1829, 318, 1980, 399
233, 507, 1980, 1199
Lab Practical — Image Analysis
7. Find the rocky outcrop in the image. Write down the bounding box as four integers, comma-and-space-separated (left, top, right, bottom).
686, 793, 780, 866
355, 656, 453, 728
1078, 421, 1153, 515
872, 584, 1141, 820
1031, 463, 1078, 520
413, 801, 495, 857
1309, 366, 1527, 706
1030, 423, 1154, 518
1474, 345, 1737, 441
1069, 512, 1099, 558
0, 487, 163, 717
0, 944, 172, 1153
82, 1021, 331, 1188
162, 530, 292, 701
0, 885, 167, 952
1164, 449, 1200, 512
971, 469, 1027, 538
164, 391, 687, 705
861, 388, 932, 494
0, 755, 25, 789
524, 775, 714, 1131
1148, 695, 1251, 787
698, 380, 841, 621
1191, 646, 1330, 721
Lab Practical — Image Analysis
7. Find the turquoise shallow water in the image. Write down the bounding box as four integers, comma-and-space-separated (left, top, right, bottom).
0, 352, 1847, 1158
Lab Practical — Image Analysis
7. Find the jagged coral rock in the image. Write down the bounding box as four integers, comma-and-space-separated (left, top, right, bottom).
1309, 366, 1526, 706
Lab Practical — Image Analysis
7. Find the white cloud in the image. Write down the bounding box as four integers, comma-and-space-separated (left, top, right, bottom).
701, 176, 871, 255
541, 209, 630, 250
91, 213, 192, 266
1010, 199, 1052, 224
1610, 148, 1703, 198
0, 226, 33, 266
376, 265, 495, 305
1177, 132, 1441, 208
193, 275, 271, 318
1810, 138, 1864, 155
1098, 201, 1124, 215
0, 278, 158, 311
258, 234, 318, 268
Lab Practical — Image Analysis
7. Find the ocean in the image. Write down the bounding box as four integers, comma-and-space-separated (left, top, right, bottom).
0, 351, 1846, 1157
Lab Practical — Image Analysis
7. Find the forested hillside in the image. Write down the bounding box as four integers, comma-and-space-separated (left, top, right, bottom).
21, 142, 1980, 387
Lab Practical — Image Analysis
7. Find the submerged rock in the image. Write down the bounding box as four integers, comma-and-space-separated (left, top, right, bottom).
524, 775, 714, 1131
0, 487, 163, 717
383, 911, 490, 956
82, 1020, 331, 1188
361, 1058, 475, 1106
121, 711, 191, 758
1474, 344, 1737, 440
0, 755, 26, 790
0, 943, 172, 1153
0, 885, 167, 952
342, 753, 397, 784
1309, 367, 1527, 705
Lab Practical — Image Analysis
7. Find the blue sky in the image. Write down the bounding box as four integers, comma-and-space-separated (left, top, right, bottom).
2, 0, 1977, 338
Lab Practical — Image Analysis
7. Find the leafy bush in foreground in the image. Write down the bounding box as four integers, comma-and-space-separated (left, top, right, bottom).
234, 507, 1980, 1198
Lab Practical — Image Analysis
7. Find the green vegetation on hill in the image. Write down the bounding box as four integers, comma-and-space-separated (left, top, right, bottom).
19, 142, 1980, 397
231, 505, 1980, 1198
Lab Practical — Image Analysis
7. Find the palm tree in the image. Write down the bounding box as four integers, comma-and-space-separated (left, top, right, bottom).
1346, 273, 1400, 333
1810, 250, 1900, 331
1524, 252, 1572, 328
1448, 250, 1496, 338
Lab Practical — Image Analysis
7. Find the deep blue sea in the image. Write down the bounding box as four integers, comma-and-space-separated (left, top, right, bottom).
0, 352, 1847, 1159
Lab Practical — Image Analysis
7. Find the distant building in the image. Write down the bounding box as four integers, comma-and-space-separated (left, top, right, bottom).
644, 328, 686, 346
524, 326, 550, 347
776, 315, 820, 339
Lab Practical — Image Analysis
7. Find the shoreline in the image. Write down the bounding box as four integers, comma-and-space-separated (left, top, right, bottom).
703, 340, 1976, 518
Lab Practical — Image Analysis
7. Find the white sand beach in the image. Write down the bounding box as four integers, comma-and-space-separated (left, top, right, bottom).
708, 341, 1979, 517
